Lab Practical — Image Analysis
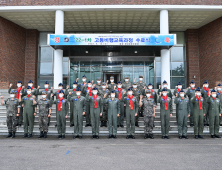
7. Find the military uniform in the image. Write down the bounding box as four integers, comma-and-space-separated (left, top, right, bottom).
217, 90, 222, 125
20, 94, 36, 135
140, 98, 156, 136
137, 81, 146, 94
173, 88, 181, 123
201, 86, 209, 125
51, 97, 69, 136
158, 95, 173, 137
122, 82, 132, 91
108, 83, 116, 91
121, 95, 138, 136
185, 88, 196, 126
86, 93, 103, 137
158, 88, 172, 99
133, 88, 141, 125
3, 98, 20, 135
68, 95, 86, 137
35, 99, 51, 134
207, 97, 221, 136
191, 95, 205, 136
174, 97, 190, 137
103, 97, 120, 136
99, 88, 110, 126
115, 88, 126, 126
83, 84, 93, 126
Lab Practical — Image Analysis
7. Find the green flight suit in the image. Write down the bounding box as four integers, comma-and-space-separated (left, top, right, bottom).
174, 97, 190, 136
158, 96, 173, 137
108, 83, 116, 91
83, 85, 93, 125
68, 95, 86, 137
136, 81, 146, 94
86, 94, 103, 136
121, 95, 139, 136
191, 96, 205, 136
103, 98, 120, 136
95, 84, 103, 95
78, 83, 87, 96
65, 88, 77, 126
99, 89, 110, 122
158, 88, 172, 99
20, 95, 36, 134
185, 88, 196, 125
115, 89, 126, 126
201, 87, 209, 125
133, 89, 140, 123
51, 98, 69, 135
216, 91, 222, 125
207, 97, 221, 135
8, 87, 23, 125
173, 88, 181, 123
122, 82, 132, 91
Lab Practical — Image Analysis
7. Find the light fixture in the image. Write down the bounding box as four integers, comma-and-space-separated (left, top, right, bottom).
85, 51, 88, 53
135, 51, 137, 53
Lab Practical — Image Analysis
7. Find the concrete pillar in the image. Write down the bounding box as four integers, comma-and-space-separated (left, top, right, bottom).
160, 10, 171, 88
54, 10, 64, 89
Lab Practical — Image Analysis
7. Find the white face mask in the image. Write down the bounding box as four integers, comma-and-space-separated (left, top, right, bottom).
102, 86, 106, 89
10, 94, 14, 98
58, 87, 62, 90
128, 91, 133, 95
163, 85, 167, 88
88, 84, 92, 88
212, 94, 216, 98
146, 94, 151, 97
28, 84, 33, 87
93, 91, 97, 95
197, 92, 201, 96
110, 80, 114, 82
148, 86, 152, 89
27, 91, 31, 94
42, 95, 46, 99
139, 78, 143, 81
73, 85, 77, 88
118, 85, 122, 88
205, 84, 209, 88
59, 94, 63, 98
218, 88, 221, 91
76, 92, 81, 96
111, 94, 115, 98
178, 86, 182, 89
17, 84, 21, 87
97, 81, 101, 84
180, 94, 184, 97
163, 93, 167, 96
44, 85, 49, 88
133, 85, 137, 89
125, 79, 129, 82
191, 85, 195, 88
82, 79, 86, 82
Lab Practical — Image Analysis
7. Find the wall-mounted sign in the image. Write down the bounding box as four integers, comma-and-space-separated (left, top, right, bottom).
48, 34, 176, 46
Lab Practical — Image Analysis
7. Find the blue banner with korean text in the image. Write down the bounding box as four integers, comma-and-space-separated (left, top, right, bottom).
48, 34, 176, 46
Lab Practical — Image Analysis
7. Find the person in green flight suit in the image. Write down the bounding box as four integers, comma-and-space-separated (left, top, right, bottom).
132, 82, 141, 127
158, 88, 173, 139
174, 89, 190, 139
103, 90, 120, 139
173, 82, 184, 123
207, 89, 221, 138
68, 87, 86, 139
201, 80, 210, 126
215, 83, 222, 126
107, 76, 116, 91
158, 80, 172, 99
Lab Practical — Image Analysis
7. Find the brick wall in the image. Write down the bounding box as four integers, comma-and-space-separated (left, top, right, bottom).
0, 0, 222, 6
198, 17, 222, 88
185, 29, 200, 87
0, 17, 26, 89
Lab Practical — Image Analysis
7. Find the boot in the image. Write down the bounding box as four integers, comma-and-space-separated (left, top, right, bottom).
104, 121, 107, 127
100, 121, 104, 127
6, 132, 12, 138
11, 132, 16, 138
28, 134, 33, 138
135, 121, 139, 127
23, 133, 28, 138
38, 131, 44, 138
43, 132, 47, 138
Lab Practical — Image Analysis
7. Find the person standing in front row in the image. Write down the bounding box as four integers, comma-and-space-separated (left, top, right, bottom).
201, 80, 210, 126
158, 88, 173, 139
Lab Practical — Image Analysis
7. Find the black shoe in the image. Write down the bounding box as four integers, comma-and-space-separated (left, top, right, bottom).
23, 133, 28, 138
153, 124, 155, 127
28, 134, 32, 138
108, 135, 112, 139
204, 124, 207, 126
95, 135, 99, 139
149, 134, 154, 139
144, 134, 148, 139
165, 136, 169, 139
57, 135, 62, 138
91, 135, 95, 139
117, 125, 120, 128
190, 124, 194, 127
113, 135, 117, 139
206, 124, 209, 126
6, 133, 12, 138
38, 131, 44, 138
73, 135, 78, 139
183, 136, 188, 139
104, 121, 107, 127
220, 124, 222, 126
85, 124, 89, 127
62, 135, 65, 139
43, 132, 47, 138
198, 135, 204, 139
211, 135, 215, 138
55, 124, 57, 127
120, 125, 124, 128
214, 134, 221, 138
18, 124, 21, 127
70, 124, 74, 127
135, 122, 139, 127
79, 136, 82, 139
179, 136, 182, 139
195, 135, 198, 139
89, 124, 92, 127
100, 122, 103, 127
12, 132, 16, 138
47, 123, 49, 126
126, 135, 130, 139
131, 135, 135, 139
162, 136, 165, 139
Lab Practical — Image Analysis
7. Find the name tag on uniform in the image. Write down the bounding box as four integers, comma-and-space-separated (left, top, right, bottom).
161, 99, 164, 101
109, 100, 112, 102
15, 91, 17, 92
211, 100, 214, 102
201, 99, 203, 101
57, 101, 60, 103
179, 100, 182, 102
30, 98, 33, 100
91, 98, 94, 99
151, 101, 153, 103
81, 84, 83, 86
14, 101, 17, 104
217, 100, 219, 102
190, 90, 193, 92
152, 92, 155, 94
167, 99, 170, 101
57, 92, 59, 94
48, 91, 50, 93
72, 92, 74, 94
74, 99, 77, 101
24, 98, 27, 100
204, 90, 207, 92
196, 99, 198, 101
127, 99, 130, 100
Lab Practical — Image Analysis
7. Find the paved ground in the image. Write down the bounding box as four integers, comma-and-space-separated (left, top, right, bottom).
0, 135, 222, 170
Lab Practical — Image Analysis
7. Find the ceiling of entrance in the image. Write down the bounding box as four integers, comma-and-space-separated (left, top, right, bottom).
0, 10, 222, 32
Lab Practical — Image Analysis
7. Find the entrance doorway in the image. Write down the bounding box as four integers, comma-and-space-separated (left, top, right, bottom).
105, 73, 120, 84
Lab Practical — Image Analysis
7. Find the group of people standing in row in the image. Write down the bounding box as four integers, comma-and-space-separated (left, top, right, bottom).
1, 76, 222, 140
